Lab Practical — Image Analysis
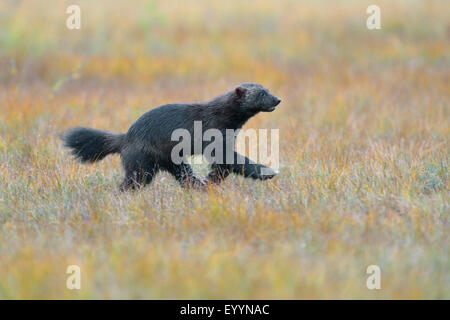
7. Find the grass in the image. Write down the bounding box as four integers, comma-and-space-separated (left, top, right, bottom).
0, 0, 448, 299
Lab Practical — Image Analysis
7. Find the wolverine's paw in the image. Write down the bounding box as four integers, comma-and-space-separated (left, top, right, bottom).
247, 166, 278, 180
188, 177, 209, 191
258, 167, 278, 180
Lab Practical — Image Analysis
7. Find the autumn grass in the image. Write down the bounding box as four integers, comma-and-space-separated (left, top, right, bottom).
0, 0, 448, 299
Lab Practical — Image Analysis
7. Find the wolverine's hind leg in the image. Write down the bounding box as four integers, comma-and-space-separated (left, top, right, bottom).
119, 150, 159, 191
164, 162, 206, 190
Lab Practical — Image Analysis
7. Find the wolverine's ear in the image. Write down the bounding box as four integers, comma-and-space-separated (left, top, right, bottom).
235, 86, 246, 98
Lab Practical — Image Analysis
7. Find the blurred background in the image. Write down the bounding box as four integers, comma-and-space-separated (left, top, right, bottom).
0, 0, 448, 299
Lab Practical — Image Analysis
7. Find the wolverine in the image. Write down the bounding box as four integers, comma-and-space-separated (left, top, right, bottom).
62, 83, 281, 191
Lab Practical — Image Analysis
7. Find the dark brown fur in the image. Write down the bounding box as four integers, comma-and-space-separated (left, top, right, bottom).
62, 83, 281, 191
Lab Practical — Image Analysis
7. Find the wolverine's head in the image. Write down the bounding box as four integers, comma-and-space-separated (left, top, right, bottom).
234, 83, 281, 112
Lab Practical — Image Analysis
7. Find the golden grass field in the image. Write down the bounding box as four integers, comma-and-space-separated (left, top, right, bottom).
0, 0, 448, 299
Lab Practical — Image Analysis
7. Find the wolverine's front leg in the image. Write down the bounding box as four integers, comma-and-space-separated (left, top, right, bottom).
207, 152, 277, 183
232, 152, 277, 180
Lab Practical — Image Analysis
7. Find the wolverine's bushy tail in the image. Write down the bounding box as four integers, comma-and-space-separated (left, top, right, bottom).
62, 127, 125, 163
